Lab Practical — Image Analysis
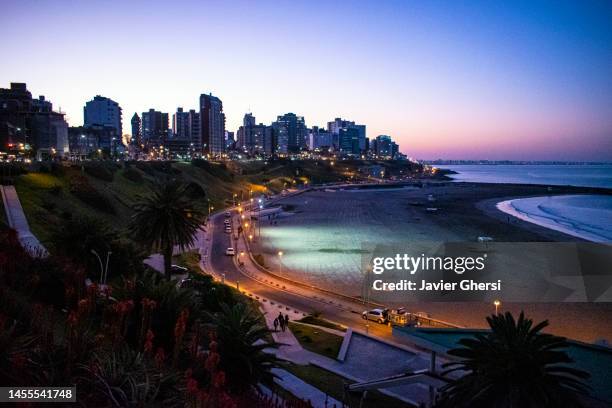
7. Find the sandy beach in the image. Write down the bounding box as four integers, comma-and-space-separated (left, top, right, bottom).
250, 182, 612, 342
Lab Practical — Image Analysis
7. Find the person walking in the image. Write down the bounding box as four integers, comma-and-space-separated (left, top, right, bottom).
284, 314, 290, 329
273, 318, 279, 332
278, 312, 286, 332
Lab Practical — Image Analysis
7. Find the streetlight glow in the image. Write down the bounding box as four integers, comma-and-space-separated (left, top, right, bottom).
494, 300, 501, 315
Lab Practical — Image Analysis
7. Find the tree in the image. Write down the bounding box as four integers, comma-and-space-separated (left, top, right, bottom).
436, 312, 590, 408
206, 303, 279, 392
129, 180, 203, 280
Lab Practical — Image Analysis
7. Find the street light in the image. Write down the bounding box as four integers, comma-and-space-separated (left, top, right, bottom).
494, 300, 501, 315
278, 251, 283, 275
91, 249, 112, 284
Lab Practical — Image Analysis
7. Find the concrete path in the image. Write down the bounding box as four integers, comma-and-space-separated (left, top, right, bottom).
0, 185, 47, 257
271, 368, 342, 408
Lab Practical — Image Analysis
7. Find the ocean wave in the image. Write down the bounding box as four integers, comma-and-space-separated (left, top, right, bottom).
498, 195, 612, 242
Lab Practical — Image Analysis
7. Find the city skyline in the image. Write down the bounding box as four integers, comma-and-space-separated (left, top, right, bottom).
1, 0, 611, 160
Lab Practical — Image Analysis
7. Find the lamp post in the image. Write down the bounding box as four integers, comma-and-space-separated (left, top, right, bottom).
494, 300, 501, 315
278, 251, 283, 275
91, 249, 112, 285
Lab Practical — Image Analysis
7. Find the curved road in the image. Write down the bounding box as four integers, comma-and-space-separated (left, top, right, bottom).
206, 207, 402, 342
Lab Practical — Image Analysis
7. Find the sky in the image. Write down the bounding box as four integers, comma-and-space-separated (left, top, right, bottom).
1, 0, 611, 161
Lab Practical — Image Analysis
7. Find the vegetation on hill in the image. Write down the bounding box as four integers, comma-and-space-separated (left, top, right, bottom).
0, 158, 423, 406
0, 203, 292, 406
11, 158, 422, 247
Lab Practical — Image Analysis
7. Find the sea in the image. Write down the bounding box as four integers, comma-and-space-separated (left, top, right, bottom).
441, 164, 612, 189
440, 164, 612, 242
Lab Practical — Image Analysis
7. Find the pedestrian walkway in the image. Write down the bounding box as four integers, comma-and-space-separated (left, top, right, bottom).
0, 185, 47, 257
260, 300, 312, 364
271, 368, 341, 408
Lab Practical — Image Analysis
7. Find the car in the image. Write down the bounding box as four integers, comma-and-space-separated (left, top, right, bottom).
225, 248, 236, 256
224, 211, 231, 217
225, 227, 232, 233
362, 309, 387, 324
224, 219, 231, 224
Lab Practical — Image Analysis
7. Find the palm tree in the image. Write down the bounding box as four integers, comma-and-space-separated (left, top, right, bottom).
129, 180, 203, 280
206, 303, 279, 392
436, 312, 590, 408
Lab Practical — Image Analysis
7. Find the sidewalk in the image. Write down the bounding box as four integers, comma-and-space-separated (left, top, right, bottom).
271, 368, 342, 408
0, 185, 47, 257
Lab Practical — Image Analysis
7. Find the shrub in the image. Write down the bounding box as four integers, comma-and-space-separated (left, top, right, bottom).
41, 201, 55, 211
49, 184, 62, 195
84, 163, 114, 182
50, 162, 65, 176
191, 159, 233, 181
184, 181, 206, 199
136, 161, 180, 176
121, 167, 144, 183
69, 175, 115, 214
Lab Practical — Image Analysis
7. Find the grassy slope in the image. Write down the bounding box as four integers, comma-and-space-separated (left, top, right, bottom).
288, 322, 344, 359
283, 363, 414, 408
14, 159, 420, 246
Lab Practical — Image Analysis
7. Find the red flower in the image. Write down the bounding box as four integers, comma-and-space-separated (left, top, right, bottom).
11, 353, 27, 370
154, 347, 166, 368
213, 371, 226, 388
186, 378, 199, 395
144, 330, 155, 353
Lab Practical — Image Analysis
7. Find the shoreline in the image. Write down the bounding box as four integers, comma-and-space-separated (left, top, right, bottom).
250, 181, 612, 342
496, 195, 612, 243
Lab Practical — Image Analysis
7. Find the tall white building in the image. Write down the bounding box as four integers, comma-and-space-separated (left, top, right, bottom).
84, 95, 122, 136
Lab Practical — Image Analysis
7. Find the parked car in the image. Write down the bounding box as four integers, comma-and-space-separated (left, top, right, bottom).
225, 248, 236, 256
224, 211, 231, 217
362, 309, 387, 324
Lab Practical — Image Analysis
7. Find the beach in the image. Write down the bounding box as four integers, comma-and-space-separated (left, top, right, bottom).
249, 182, 612, 342
497, 195, 612, 242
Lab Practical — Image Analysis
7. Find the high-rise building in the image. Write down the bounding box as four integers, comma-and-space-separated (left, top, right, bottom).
0, 83, 69, 158
68, 125, 122, 158
272, 113, 307, 153
141, 109, 169, 145
372, 135, 399, 158
225, 131, 235, 149
84, 95, 122, 136
172, 107, 190, 139
130, 113, 141, 145
188, 109, 201, 149
308, 126, 334, 150
237, 113, 273, 155
327, 117, 366, 152
338, 127, 360, 155
200, 93, 225, 155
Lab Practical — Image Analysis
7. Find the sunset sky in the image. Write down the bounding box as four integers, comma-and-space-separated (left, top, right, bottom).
1, 0, 611, 160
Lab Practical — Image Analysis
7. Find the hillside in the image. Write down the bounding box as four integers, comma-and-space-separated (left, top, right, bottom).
12, 158, 422, 247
